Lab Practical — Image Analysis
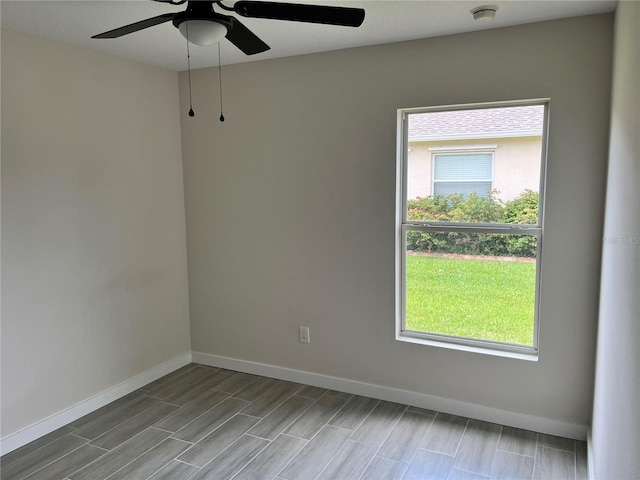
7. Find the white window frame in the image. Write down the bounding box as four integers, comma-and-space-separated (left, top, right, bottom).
432, 151, 495, 198
395, 99, 549, 360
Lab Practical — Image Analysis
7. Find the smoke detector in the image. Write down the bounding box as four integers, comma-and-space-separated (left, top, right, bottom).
471, 5, 498, 21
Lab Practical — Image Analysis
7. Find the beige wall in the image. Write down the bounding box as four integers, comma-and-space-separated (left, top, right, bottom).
181, 15, 612, 431
592, 1, 640, 477
1, 30, 191, 437
407, 136, 542, 201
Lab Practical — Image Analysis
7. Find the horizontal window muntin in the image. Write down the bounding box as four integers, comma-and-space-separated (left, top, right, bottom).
401, 223, 540, 233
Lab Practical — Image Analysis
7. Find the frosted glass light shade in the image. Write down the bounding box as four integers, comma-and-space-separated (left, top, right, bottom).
178, 20, 228, 46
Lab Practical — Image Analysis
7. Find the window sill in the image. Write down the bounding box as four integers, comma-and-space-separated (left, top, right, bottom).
396, 331, 539, 362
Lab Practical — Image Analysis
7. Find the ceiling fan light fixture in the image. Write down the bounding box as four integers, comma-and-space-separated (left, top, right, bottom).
178, 19, 228, 46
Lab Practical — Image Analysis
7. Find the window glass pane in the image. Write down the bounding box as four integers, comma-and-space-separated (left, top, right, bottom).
433, 153, 492, 181
404, 231, 537, 346
405, 105, 544, 223
433, 181, 492, 198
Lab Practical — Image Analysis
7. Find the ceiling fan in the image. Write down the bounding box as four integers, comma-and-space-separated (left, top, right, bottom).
92, 0, 366, 55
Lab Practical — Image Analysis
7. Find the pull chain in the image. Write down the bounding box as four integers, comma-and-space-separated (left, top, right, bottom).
186, 19, 195, 117
218, 43, 225, 122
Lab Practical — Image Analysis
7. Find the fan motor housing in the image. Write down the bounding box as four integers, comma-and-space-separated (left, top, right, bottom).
172, 12, 233, 31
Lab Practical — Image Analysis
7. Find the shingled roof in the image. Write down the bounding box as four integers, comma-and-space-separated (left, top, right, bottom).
408, 105, 544, 139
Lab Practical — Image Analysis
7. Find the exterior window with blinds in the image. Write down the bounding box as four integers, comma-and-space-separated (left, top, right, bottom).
433, 152, 493, 198
396, 100, 548, 358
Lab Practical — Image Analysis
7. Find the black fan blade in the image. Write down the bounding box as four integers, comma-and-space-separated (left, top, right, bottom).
234, 1, 365, 27
226, 16, 270, 55
92, 13, 175, 39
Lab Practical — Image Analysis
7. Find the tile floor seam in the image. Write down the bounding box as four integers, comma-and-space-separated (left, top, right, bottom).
359, 437, 390, 480
73, 428, 167, 480
172, 457, 201, 468
166, 399, 235, 441
342, 398, 382, 437
170, 438, 196, 447
387, 415, 435, 469
449, 416, 470, 460
89, 444, 110, 453
531, 434, 540, 479
145, 441, 204, 480
487, 436, 502, 479
306, 397, 357, 443
304, 394, 352, 439
539, 444, 579, 454
276, 397, 320, 438
243, 433, 269, 441
10, 440, 90, 480
141, 459, 171, 480
101, 437, 180, 480
238, 413, 263, 420
415, 446, 455, 459
369, 403, 410, 456
453, 422, 503, 478
303, 438, 352, 480
86, 402, 165, 446
153, 426, 176, 434
240, 383, 302, 419
225, 435, 279, 480
232, 381, 283, 403
495, 447, 536, 458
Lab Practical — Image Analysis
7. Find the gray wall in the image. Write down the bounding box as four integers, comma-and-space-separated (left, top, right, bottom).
1, 30, 191, 437
592, 1, 640, 478
180, 15, 613, 432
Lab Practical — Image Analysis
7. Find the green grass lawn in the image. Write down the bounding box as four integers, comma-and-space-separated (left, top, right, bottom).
405, 255, 536, 346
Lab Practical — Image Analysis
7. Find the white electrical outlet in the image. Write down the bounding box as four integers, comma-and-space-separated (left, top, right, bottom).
299, 326, 310, 344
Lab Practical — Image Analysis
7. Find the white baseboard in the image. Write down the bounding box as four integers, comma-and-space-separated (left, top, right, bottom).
192, 351, 588, 441
1, 350, 587, 456
0, 352, 192, 456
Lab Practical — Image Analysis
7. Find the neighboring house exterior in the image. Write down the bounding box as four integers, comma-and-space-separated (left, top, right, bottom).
406, 105, 544, 202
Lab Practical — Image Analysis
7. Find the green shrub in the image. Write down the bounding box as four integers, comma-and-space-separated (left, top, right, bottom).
406, 190, 539, 257
504, 190, 539, 224
407, 191, 504, 223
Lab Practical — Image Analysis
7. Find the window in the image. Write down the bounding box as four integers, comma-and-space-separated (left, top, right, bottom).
396, 100, 548, 358
433, 152, 493, 198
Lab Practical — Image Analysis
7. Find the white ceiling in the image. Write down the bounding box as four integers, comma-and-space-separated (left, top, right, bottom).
1, 0, 617, 71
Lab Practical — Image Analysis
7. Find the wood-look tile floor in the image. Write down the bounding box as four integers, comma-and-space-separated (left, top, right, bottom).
1, 364, 588, 480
